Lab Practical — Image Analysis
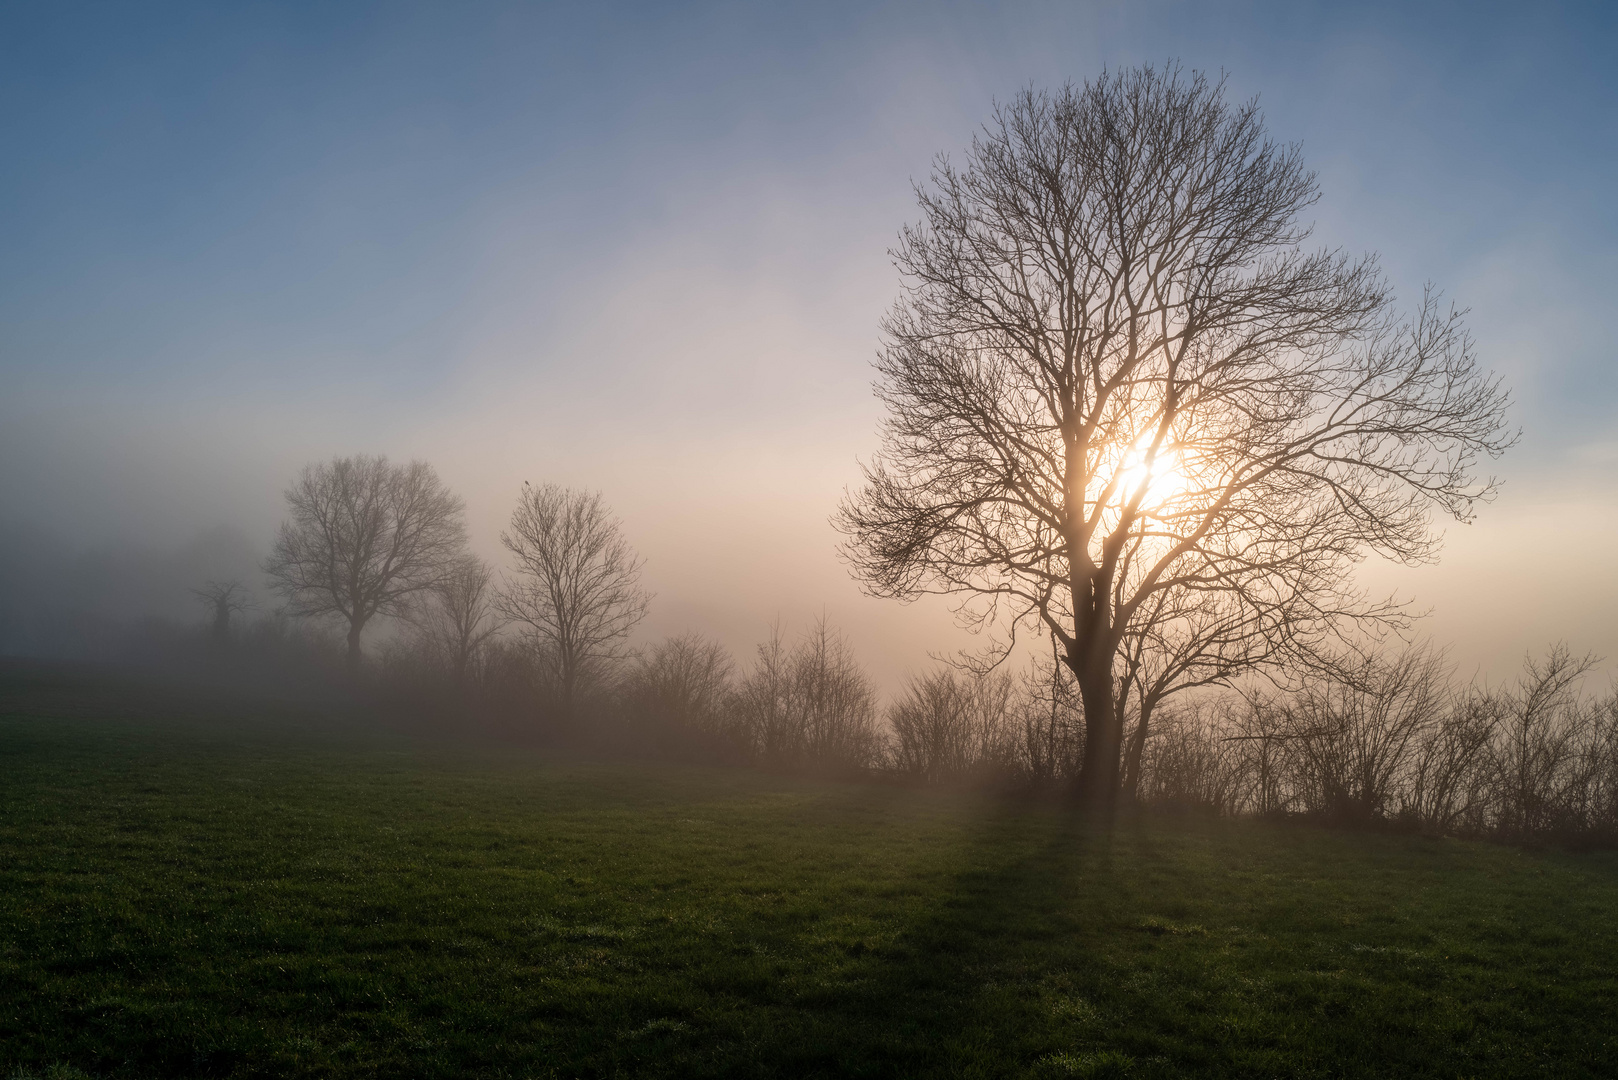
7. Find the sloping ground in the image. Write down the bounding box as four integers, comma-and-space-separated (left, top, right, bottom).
2, 666, 1616, 1078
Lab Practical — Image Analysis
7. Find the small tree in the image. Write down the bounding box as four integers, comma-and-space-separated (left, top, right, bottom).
191, 580, 252, 642
264, 455, 466, 670
888, 666, 1018, 782
497, 483, 651, 713
418, 556, 505, 689
1277, 644, 1453, 824
1488, 646, 1597, 838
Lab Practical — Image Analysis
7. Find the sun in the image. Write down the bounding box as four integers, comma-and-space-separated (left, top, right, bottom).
1110, 438, 1190, 518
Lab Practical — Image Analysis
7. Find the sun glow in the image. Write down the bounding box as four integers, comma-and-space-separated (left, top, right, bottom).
1110, 439, 1191, 518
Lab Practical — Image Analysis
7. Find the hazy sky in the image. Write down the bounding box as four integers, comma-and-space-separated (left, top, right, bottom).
3, 1, 1615, 688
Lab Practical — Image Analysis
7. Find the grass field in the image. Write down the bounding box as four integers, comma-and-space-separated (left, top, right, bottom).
2, 666, 1617, 1079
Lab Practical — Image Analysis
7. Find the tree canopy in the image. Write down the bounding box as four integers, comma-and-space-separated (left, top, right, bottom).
837, 65, 1513, 810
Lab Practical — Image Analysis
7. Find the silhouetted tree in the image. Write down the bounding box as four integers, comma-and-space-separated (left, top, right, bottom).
837, 65, 1513, 812
191, 580, 252, 642
264, 455, 466, 670
497, 483, 651, 713
418, 555, 505, 688
887, 666, 1017, 782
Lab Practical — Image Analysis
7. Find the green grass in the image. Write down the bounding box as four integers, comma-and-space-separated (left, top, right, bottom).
2, 667, 1617, 1078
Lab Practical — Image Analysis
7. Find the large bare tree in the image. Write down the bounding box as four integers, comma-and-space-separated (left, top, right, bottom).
264, 454, 466, 669
497, 483, 651, 712
836, 66, 1513, 812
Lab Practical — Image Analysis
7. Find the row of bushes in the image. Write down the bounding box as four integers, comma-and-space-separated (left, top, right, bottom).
616, 630, 1618, 844
1138, 646, 1618, 843
154, 606, 1618, 845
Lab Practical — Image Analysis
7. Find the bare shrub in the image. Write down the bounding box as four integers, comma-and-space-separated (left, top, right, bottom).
620, 633, 737, 755
1136, 700, 1250, 815
1221, 694, 1292, 816
886, 667, 1018, 783
414, 556, 505, 689
1485, 647, 1600, 839
1113, 643, 1618, 846
1010, 648, 1086, 787
730, 620, 880, 772
1404, 687, 1499, 834
1582, 694, 1618, 841
1276, 646, 1452, 825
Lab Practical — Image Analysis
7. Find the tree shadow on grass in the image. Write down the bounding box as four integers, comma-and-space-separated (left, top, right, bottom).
719, 805, 1122, 1080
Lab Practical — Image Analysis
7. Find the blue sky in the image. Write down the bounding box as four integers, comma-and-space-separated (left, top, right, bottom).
3, 1, 1615, 683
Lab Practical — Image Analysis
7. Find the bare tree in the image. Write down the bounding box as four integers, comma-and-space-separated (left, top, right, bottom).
791, 618, 882, 769
1488, 646, 1598, 838
191, 580, 252, 642
264, 455, 467, 670
837, 65, 1513, 812
1277, 644, 1453, 823
418, 555, 505, 688
1406, 686, 1499, 835
497, 483, 651, 712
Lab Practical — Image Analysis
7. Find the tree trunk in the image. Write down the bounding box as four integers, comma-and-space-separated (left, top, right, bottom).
558, 651, 577, 721
1121, 700, 1153, 804
1071, 652, 1122, 817
346, 621, 364, 672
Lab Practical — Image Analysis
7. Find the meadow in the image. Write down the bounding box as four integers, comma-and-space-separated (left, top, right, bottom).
2, 664, 1616, 1079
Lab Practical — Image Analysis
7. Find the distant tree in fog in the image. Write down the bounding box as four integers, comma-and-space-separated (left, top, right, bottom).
497, 483, 651, 712
191, 580, 252, 642
264, 455, 466, 670
418, 556, 506, 688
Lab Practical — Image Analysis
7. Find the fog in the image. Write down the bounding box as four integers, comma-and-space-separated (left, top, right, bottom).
3, 1, 1615, 691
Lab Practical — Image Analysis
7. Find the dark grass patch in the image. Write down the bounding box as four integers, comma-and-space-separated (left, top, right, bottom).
2, 671, 1616, 1077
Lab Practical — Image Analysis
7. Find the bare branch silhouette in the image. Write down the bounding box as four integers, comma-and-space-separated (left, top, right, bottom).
497, 483, 651, 714
416, 555, 506, 689
263, 455, 467, 670
836, 64, 1514, 812
191, 580, 253, 642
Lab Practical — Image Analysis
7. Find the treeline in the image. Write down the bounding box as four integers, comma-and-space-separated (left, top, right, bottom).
880, 643, 1618, 846
1132, 646, 1618, 844
384, 598, 1618, 847
176, 586, 1618, 846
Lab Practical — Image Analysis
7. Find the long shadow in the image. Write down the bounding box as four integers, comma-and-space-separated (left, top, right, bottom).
747, 799, 1116, 1078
